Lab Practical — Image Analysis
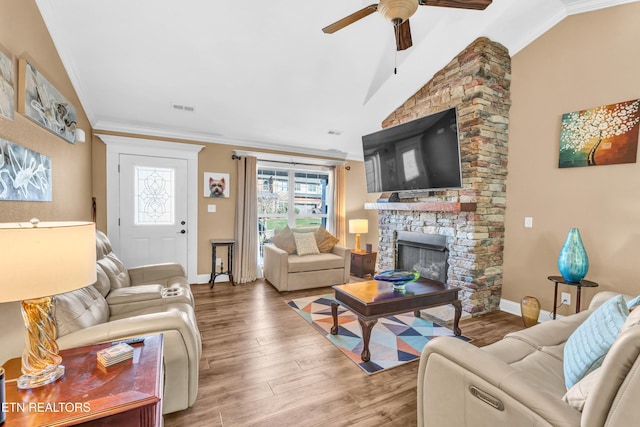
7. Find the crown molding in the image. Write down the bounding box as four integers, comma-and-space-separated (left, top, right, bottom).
508, 7, 568, 55
505, 0, 635, 57
564, 0, 638, 15
94, 120, 353, 161
95, 133, 205, 155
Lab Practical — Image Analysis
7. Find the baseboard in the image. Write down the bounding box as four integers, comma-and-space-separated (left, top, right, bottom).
195, 273, 230, 284
191, 276, 563, 322
500, 298, 562, 322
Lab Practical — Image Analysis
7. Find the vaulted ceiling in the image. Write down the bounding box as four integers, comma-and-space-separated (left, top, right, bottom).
36, 0, 637, 160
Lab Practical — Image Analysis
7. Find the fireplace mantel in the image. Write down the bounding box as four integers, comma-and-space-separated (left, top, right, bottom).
364, 202, 477, 212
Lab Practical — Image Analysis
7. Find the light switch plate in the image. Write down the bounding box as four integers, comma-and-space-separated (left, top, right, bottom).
208, 204, 216, 213
524, 217, 533, 228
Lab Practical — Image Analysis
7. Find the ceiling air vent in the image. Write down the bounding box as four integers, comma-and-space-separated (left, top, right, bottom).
171, 103, 195, 112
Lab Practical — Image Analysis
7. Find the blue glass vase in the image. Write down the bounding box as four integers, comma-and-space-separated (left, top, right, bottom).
557, 228, 589, 283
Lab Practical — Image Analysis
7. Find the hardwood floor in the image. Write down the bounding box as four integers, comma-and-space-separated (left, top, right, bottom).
164, 280, 525, 427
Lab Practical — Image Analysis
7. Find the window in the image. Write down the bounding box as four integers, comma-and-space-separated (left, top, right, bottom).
257, 162, 334, 259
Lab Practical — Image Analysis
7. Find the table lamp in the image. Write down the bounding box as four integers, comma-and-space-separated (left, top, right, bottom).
349, 219, 368, 252
0, 219, 96, 389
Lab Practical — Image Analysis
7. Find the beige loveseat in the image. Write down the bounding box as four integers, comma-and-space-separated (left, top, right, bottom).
417, 291, 640, 426
52, 231, 201, 414
263, 227, 351, 291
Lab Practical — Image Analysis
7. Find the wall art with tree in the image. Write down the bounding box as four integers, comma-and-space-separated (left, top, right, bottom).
559, 99, 639, 168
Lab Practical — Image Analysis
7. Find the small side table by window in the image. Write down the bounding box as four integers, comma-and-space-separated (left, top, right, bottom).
2, 334, 163, 426
547, 275, 599, 319
210, 239, 236, 288
351, 250, 377, 278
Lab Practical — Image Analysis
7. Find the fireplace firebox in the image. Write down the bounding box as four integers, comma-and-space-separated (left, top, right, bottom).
394, 231, 448, 284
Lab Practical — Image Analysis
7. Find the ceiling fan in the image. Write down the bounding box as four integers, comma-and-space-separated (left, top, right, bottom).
322, 0, 492, 51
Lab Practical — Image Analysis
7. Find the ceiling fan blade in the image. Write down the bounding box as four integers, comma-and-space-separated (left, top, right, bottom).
322, 4, 378, 34
394, 19, 412, 51
419, 0, 492, 10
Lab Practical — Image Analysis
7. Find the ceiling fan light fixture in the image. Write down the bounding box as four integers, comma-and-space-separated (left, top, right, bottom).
378, 0, 419, 24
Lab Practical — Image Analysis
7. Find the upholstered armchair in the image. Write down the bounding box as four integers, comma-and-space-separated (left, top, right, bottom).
263, 226, 351, 291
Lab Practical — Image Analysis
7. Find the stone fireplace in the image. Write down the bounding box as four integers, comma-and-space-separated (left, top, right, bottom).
367, 37, 511, 315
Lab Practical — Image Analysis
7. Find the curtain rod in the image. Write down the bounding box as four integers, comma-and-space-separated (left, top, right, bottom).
231, 151, 349, 169
232, 155, 350, 170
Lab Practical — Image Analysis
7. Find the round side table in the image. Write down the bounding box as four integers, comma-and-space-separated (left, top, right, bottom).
547, 275, 598, 319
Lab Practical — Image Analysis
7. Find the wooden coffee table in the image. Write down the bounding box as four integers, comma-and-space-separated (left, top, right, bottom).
331, 279, 461, 362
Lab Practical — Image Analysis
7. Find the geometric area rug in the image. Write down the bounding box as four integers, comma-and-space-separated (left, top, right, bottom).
286, 294, 470, 374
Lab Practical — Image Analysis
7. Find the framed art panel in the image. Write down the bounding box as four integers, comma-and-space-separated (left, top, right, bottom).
0, 44, 14, 121
0, 138, 52, 201
18, 58, 77, 144
559, 99, 640, 168
204, 172, 229, 198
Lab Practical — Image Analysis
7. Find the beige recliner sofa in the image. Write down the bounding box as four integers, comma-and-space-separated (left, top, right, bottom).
263, 227, 351, 292
52, 231, 201, 414
417, 291, 640, 426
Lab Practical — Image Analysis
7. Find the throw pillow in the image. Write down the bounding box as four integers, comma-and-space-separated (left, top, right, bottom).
293, 232, 320, 256
562, 367, 601, 412
315, 226, 339, 253
626, 295, 640, 309
621, 303, 640, 334
271, 226, 296, 254
563, 294, 628, 389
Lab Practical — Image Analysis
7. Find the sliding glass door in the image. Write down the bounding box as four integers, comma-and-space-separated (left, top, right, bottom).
257, 162, 334, 259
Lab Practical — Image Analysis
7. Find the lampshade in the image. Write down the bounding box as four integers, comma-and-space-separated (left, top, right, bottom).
349, 219, 369, 234
0, 220, 97, 302
0, 219, 96, 389
378, 0, 419, 24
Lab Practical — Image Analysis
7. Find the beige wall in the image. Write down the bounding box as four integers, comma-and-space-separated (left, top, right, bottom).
0, 0, 93, 222
91, 132, 374, 277
344, 160, 381, 252
503, 2, 640, 316
0, 0, 93, 363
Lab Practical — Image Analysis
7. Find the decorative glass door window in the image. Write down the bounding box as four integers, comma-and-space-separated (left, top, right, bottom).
134, 166, 175, 225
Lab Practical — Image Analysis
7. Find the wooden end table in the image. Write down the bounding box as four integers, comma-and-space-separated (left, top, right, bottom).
331, 279, 461, 362
547, 275, 599, 319
2, 334, 164, 426
350, 250, 377, 278
209, 239, 236, 287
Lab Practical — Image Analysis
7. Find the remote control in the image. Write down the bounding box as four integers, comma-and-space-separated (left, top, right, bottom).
111, 337, 145, 346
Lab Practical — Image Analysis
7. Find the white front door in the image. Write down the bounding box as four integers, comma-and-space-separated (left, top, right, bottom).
118, 154, 188, 270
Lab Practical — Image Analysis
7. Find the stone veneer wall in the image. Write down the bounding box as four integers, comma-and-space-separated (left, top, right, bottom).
377, 37, 511, 314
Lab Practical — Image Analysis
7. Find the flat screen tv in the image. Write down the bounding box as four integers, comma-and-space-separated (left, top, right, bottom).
362, 107, 462, 196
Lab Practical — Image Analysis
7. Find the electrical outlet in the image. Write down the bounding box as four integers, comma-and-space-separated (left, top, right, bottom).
215, 257, 222, 266
561, 292, 571, 305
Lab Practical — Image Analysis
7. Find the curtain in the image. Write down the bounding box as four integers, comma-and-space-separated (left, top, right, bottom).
234, 156, 258, 283
335, 165, 347, 245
